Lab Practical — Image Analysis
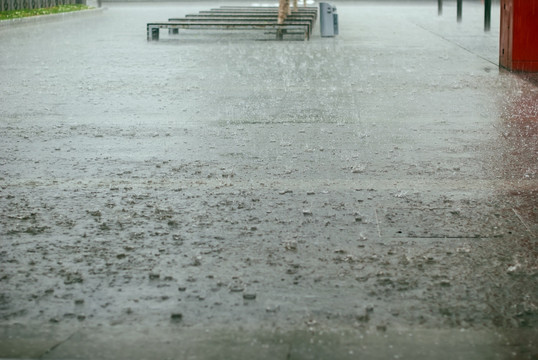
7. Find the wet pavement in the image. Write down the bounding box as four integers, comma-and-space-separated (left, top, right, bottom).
0, 1, 537, 359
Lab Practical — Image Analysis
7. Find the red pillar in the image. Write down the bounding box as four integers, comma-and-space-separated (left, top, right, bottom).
499, 0, 538, 72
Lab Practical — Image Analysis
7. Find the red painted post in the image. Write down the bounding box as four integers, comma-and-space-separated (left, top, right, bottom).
499, 0, 538, 72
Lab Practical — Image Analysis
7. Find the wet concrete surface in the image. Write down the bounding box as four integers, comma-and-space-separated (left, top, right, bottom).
0, 1, 537, 358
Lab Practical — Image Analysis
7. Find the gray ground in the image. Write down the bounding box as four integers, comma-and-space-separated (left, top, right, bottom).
0, 1, 537, 359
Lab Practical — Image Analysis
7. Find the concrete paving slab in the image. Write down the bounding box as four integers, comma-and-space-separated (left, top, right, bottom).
39, 326, 291, 360
0, 325, 73, 359
286, 328, 538, 360
2, 324, 537, 359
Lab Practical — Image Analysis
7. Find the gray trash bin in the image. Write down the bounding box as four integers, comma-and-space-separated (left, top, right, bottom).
320, 2, 338, 37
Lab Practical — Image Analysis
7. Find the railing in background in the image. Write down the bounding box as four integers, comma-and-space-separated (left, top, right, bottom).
437, 0, 494, 32
1, 0, 80, 12
484, 0, 491, 31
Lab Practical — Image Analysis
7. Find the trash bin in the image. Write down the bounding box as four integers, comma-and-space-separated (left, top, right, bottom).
320, 2, 338, 37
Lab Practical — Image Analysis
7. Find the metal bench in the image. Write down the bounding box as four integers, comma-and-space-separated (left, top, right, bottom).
147, 6, 317, 41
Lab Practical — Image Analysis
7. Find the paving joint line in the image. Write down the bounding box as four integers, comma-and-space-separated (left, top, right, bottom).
38, 331, 78, 359
412, 22, 498, 67
512, 208, 537, 239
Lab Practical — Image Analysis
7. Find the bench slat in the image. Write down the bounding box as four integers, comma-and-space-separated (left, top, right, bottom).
168, 18, 314, 33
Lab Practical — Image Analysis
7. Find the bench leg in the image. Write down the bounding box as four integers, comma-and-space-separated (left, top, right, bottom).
151, 27, 159, 41
148, 26, 159, 41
